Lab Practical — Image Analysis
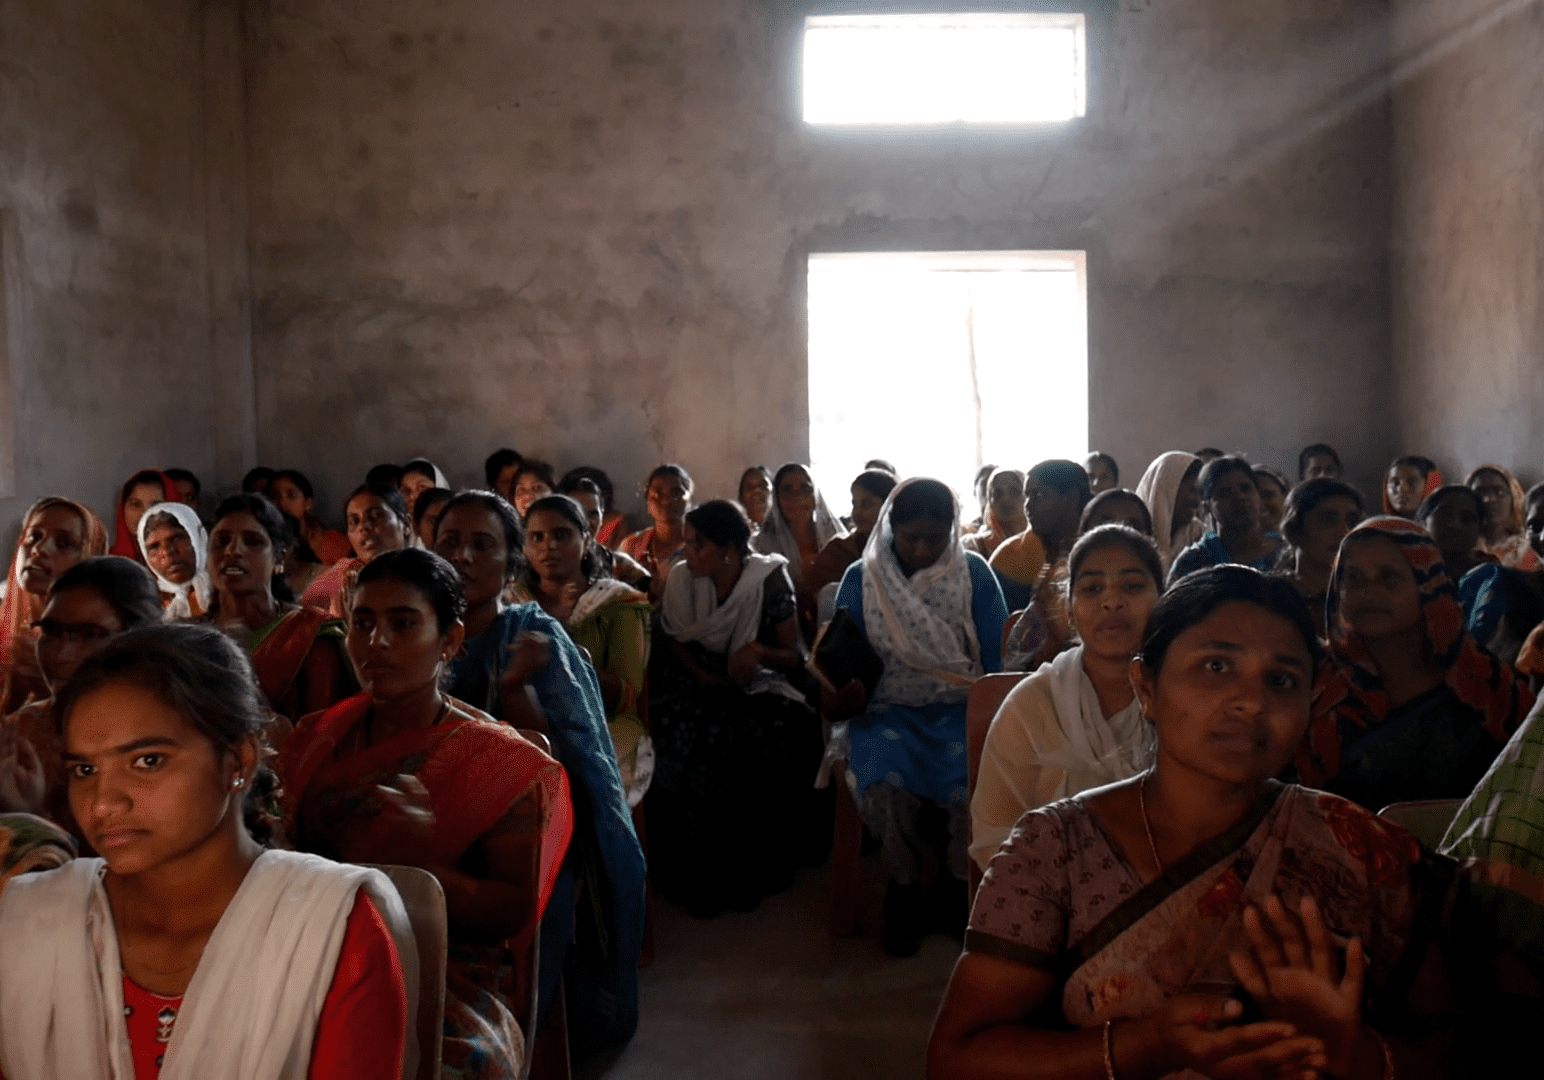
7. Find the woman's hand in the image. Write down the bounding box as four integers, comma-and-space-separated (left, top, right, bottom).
0, 729, 46, 815
1125, 995, 1327, 1080
340, 773, 441, 870
728, 641, 763, 684
820, 678, 868, 720
1229, 895, 1373, 1077
502, 631, 551, 689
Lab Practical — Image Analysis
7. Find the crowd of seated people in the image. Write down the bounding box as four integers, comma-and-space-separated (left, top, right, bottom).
1, 437, 1544, 1077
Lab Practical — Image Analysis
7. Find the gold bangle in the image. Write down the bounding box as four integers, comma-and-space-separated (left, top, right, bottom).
1103, 1019, 1118, 1080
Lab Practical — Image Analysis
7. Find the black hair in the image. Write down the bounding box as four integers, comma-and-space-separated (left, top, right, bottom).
411, 487, 454, 529
1280, 478, 1364, 546
1391, 455, 1437, 479
1086, 452, 1119, 484
1416, 484, 1484, 526
241, 467, 276, 493
56, 623, 282, 845
1198, 455, 1258, 501
485, 448, 523, 487
401, 458, 441, 484
1193, 448, 1225, 461
279, 512, 321, 566
211, 493, 298, 602
1253, 464, 1291, 497
355, 548, 468, 634
436, 490, 525, 577
514, 459, 557, 491
865, 459, 897, 475
523, 494, 607, 584
647, 463, 694, 496
853, 468, 899, 502
271, 469, 314, 500
561, 466, 616, 511
1067, 524, 1165, 598
1078, 488, 1154, 537
164, 468, 201, 497
49, 556, 164, 629
1139, 564, 1320, 678
345, 482, 412, 530
141, 509, 190, 542
1297, 443, 1342, 480
558, 476, 604, 503
738, 465, 772, 494
684, 500, 753, 556
974, 464, 997, 499
889, 479, 956, 528
122, 470, 169, 502
1028, 459, 1093, 510
365, 463, 403, 488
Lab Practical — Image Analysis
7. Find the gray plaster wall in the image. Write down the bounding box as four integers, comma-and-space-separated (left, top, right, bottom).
0, 0, 228, 534
1391, 0, 1544, 488
244, 0, 1397, 517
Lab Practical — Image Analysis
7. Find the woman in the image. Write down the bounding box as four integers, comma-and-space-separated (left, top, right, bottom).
2, 623, 412, 1080
301, 483, 415, 618
485, 448, 523, 504
557, 477, 650, 589
109, 471, 181, 563
931, 565, 1460, 1080
277, 514, 328, 601
1384, 455, 1442, 518
137, 503, 211, 619
806, 468, 899, 617
648, 500, 825, 917
1463, 482, 1544, 674
1415, 485, 1493, 582
964, 468, 1028, 560
411, 487, 453, 549
1084, 452, 1119, 496
1468, 464, 1538, 570
753, 463, 845, 638
1, 557, 163, 838
1170, 455, 1284, 582
1299, 441, 1344, 481
826, 479, 1008, 956
270, 469, 353, 565
738, 466, 773, 531
971, 525, 1164, 871
1254, 464, 1290, 534
621, 465, 693, 605
207, 495, 355, 730
513, 495, 654, 808
398, 458, 449, 516
1276, 478, 1364, 635
1298, 517, 1534, 812
560, 466, 628, 549
281, 551, 567, 1078
1078, 488, 1152, 535
433, 493, 645, 1062
1134, 450, 1204, 573
510, 460, 556, 519
0, 498, 109, 713
990, 460, 1090, 614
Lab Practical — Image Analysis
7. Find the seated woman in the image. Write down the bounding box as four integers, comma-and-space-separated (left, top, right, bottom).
1298, 517, 1534, 811
971, 525, 1163, 872
991, 460, 1090, 614
271, 469, 354, 565
647, 500, 824, 917
301, 483, 415, 617
2, 623, 411, 1079
1469, 464, 1539, 570
433, 493, 646, 1062
1276, 478, 1364, 635
0, 498, 108, 713
397, 458, 449, 517
512, 495, 655, 808
163, 468, 202, 512
1134, 450, 1204, 574
558, 477, 650, 589
1253, 464, 1290, 533
1299, 441, 1344, 481
806, 468, 898, 618
753, 463, 845, 639
1459, 482, 1544, 669
738, 466, 773, 532
137, 503, 211, 619
206, 494, 355, 732
1171, 455, 1285, 582
826, 480, 1008, 956
1084, 452, 1118, 496
510, 460, 556, 520
561, 466, 629, 549
241, 466, 277, 496
964, 468, 1027, 560
281, 551, 568, 1078
485, 447, 523, 504
411, 486, 453, 549
931, 565, 1461, 1080
1385, 455, 1441, 519
1, 557, 163, 838
109, 471, 182, 563
1416, 484, 1494, 581
621, 465, 694, 605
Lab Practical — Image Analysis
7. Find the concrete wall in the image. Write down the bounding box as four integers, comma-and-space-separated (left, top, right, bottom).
1391, 0, 1544, 489
0, 0, 233, 536
244, 0, 1398, 516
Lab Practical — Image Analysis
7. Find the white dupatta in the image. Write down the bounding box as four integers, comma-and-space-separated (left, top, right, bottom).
1134, 452, 1202, 570
136, 502, 212, 620
0, 850, 419, 1080
659, 554, 803, 701
752, 477, 844, 585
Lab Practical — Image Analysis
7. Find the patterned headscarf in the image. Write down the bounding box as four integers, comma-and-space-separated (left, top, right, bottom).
1299, 516, 1535, 786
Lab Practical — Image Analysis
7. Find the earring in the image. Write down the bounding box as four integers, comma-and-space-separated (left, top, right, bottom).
233, 777, 245, 790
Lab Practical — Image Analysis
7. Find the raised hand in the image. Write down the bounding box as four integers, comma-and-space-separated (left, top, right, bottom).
1127, 994, 1328, 1080
0, 729, 46, 815
502, 631, 551, 688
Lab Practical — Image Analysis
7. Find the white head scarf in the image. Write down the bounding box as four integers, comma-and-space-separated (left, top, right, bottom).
658, 554, 803, 701
752, 467, 843, 584
403, 458, 449, 489
860, 478, 982, 707
136, 502, 211, 619
1134, 452, 1202, 570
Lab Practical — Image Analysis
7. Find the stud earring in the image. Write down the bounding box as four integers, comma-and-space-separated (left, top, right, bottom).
233, 777, 245, 790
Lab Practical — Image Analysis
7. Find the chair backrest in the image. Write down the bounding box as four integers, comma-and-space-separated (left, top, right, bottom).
1377, 799, 1463, 849
966, 673, 1031, 809
518, 728, 554, 757
368, 864, 448, 1080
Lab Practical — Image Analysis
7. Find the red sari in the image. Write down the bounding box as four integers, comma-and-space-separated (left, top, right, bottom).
245, 607, 354, 725
301, 557, 363, 618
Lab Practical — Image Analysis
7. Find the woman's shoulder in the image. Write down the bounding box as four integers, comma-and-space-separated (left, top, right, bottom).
989, 531, 1044, 582
619, 528, 653, 555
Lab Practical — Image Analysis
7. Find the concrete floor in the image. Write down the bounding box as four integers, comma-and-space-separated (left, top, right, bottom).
589, 862, 959, 1080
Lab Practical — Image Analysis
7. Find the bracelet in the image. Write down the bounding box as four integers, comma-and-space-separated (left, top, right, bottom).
1102, 1019, 1118, 1080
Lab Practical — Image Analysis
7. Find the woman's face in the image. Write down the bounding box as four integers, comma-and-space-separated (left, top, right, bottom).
143, 521, 196, 586
433, 504, 510, 610
494, 464, 521, 503
1069, 545, 1159, 662
122, 482, 165, 540
269, 478, 312, 523
1085, 495, 1149, 534
1425, 495, 1481, 562
1469, 470, 1514, 532
1208, 468, 1262, 532
647, 475, 691, 529
1024, 478, 1080, 539
1526, 496, 1544, 562
208, 511, 278, 599
346, 493, 409, 563
65, 681, 249, 877
416, 498, 449, 549
850, 485, 885, 537
988, 474, 1027, 532
776, 468, 818, 526
346, 577, 458, 702
1086, 457, 1117, 495
1303, 453, 1341, 482
892, 515, 953, 577
681, 521, 734, 579
1386, 465, 1427, 517
36, 586, 125, 692
1297, 496, 1362, 568
1133, 602, 1313, 786
1337, 534, 1423, 642
1256, 476, 1287, 532
525, 508, 585, 585
399, 471, 437, 514
570, 490, 605, 536
513, 472, 552, 518
19, 506, 90, 598
1172, 469, 1202, 532
740, 472, 772, 527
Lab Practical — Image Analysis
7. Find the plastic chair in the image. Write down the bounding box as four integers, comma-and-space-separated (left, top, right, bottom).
368, 865, 448, 1080
1378, 799, 1463, 849
965, 673, 1031, 896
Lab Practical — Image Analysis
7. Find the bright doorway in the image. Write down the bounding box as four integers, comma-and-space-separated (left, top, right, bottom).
806, 251, 1088, 510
